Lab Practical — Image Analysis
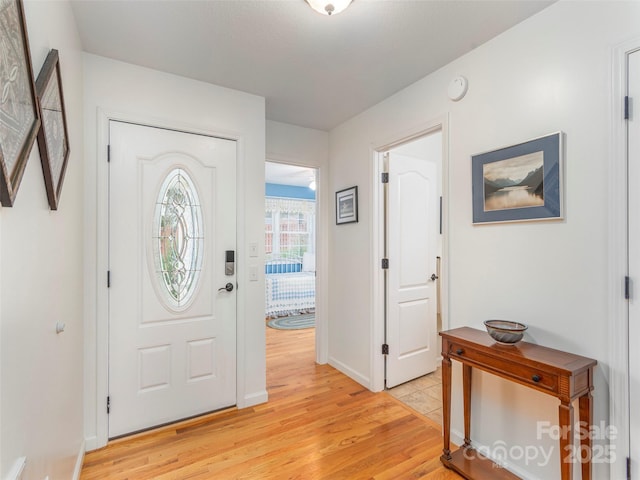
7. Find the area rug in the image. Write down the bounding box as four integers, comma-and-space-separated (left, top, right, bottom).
267, 313, 315, 330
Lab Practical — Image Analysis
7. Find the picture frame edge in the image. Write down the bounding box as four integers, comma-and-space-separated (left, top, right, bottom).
335, 185, 359, 225
471, 132, 564, 225
35, 48, 71, 210
0, 0, 41, 207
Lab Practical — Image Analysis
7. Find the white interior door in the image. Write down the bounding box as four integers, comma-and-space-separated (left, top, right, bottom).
628, 48, 640, 480
386, 150, 439, 388
108, 121, 237, 438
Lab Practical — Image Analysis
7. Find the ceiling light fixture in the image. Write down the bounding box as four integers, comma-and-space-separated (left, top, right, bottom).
305, 0, 352, 16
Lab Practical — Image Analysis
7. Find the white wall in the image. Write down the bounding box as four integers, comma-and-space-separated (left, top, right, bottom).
328, 1, 640, 478
266, 120, 330, 362
83, 54, 266, 449
266, 120, 328, 168
1, 1, 85, 478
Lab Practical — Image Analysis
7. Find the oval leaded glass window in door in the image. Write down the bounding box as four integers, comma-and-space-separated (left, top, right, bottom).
153, 168, 204, 309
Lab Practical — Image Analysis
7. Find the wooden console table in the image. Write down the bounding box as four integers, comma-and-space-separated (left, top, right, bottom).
440, 327, 597, 480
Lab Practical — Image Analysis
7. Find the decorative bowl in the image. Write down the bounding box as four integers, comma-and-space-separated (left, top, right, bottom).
484, 320, 528, 345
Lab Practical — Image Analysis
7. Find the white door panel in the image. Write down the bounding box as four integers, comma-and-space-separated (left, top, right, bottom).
386, 151, 438, 388
108, 121, 237, 437
629, 48, 640, 479
140, 154, 215, 324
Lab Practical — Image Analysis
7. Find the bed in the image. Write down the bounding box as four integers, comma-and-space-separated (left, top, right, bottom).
265, 254, 316, 317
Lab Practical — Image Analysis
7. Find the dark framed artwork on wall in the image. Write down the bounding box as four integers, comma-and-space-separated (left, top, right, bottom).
335, 186, 358, 224
0, 0, 41, 207
472, 132, 563, 224
35, 49, 70, 210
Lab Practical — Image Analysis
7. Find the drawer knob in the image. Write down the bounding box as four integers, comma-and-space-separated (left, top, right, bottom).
532, 374, 541, 383
456, 349, 464, 355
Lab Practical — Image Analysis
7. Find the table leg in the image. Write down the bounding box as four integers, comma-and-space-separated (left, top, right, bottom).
441, 355, 452, 461
559, 401, 574, 480
462, 363, 472, 448
579, 392, 593, 480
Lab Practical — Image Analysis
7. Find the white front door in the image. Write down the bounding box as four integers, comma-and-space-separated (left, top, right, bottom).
628, 48, 640, 479
108, 121, 237, 438
385, 148, 439, 388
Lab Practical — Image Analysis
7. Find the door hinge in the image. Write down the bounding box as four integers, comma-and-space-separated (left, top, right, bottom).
381, 258, 389, 269
107, 144, 111, 163
107, 270, 111, 288
625, 96, 630, 120
107, 396, 111, 414
382, 344, 389, 355
627, 456, 631, 480
625, 275, 630, 300
381, 172, 389, 184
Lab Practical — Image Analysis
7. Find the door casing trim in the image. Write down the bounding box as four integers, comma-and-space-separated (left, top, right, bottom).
87, 109, 247, 450
264, 158, 328, 365
609, 37, 640, 480
370, 115, 450, 392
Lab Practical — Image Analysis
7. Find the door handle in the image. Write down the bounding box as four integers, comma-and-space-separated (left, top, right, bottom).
218, 282, 234, 292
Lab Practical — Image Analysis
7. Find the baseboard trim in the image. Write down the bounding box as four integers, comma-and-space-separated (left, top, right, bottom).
450, 429, 540, 480
328, 356, 370, 388
73, 441, 86, 480
242, 390, 268, 408
5, 457, 26, 480
83, 435, 101, 453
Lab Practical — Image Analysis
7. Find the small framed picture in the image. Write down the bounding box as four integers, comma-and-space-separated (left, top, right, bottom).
336, 186, 358, 225
35, 49, 70, 210
472, 132, 563, 224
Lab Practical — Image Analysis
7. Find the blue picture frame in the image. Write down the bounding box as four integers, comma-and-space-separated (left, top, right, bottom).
472, 132, 563, 224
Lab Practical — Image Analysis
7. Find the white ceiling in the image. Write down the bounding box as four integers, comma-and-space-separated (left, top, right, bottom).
70, 0, 554, 131
265, 162, 315, 186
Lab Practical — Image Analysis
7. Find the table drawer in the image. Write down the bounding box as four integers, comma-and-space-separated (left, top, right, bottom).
449, 342, 559, 394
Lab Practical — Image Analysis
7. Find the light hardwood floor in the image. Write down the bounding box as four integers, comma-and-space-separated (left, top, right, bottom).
81, 327, 461, 479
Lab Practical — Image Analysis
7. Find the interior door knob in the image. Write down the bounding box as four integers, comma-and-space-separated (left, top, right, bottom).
430, 273, 439, 281
218, 282, 234, 292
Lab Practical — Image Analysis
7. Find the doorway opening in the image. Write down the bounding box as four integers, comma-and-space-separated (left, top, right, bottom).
382, 131, 444, 425
609, 39, 640, 480
264, 162, 317, 355
372, 120, 448, 418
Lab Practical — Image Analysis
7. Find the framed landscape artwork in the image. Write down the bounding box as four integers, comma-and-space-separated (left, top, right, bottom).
472, 132, 563, 224
35, 49, 70, 210
0, 0, 41, 207
335, 186, 358, 225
